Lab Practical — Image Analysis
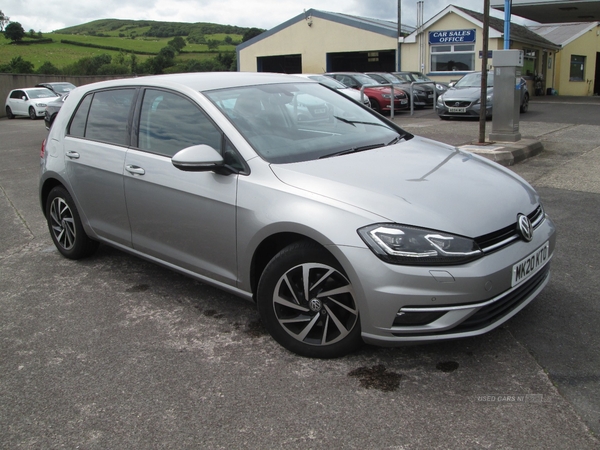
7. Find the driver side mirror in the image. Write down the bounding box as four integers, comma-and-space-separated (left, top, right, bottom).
172, 145, 224, 172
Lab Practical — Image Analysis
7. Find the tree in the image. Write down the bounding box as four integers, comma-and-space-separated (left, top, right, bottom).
206, 39, 219, 51
0, 10, 9, 31
242, 28, 264, 43
167, 36, 186, 52
4, 22, 25, 42
0, 55, 34, 73
37, 61, 61, 75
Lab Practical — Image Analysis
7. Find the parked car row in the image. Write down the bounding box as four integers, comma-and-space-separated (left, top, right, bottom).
4, 82, 76, 126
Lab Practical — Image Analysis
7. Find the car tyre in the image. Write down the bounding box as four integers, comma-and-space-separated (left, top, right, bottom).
46, 186, 99, 259
520, 93, 529, 113
6, 106, 14, 119
257, 241, 362, 358
369, 98, 381, 113
29, 106, 37, 120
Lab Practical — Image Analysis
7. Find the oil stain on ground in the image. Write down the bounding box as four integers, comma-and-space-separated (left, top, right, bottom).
348, 364, 402, 392
436, 361, 460, 372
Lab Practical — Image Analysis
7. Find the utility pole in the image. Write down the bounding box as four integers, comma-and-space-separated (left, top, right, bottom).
478, 0, 490, 143
504, 0, 511, 49
397, 0, 402, 71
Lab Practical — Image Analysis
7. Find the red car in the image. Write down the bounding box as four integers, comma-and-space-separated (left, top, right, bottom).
325, 72, 409, 113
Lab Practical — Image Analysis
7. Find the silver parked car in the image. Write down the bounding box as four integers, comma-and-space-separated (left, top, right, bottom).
40, 73, 555, 358
436, 72, 529, 119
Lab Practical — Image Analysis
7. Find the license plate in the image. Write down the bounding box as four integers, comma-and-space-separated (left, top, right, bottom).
428, 94, 434, 99
448, 107, 466, 113
512, 241, 550, 287
313, 108, 327, 114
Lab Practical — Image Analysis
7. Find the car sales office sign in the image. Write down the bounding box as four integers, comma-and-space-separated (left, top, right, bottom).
429, 29, 476, 44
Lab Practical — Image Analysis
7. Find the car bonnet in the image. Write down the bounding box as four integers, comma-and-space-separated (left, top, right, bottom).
269, 137, 538, 238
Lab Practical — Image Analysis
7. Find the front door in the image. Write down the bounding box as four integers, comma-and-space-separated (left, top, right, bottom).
124, 89, 238, 285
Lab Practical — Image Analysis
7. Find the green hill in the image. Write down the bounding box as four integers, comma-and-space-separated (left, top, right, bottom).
0, 18, 264, 72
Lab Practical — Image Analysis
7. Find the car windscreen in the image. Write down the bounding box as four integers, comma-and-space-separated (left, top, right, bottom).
28, 89, 59, 99
53, 83, 75, 94
205, 82, 404, 164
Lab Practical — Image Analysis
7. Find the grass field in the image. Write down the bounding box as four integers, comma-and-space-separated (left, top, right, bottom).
1, 27, 242, 70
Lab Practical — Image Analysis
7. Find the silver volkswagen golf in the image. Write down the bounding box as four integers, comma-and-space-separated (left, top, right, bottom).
40, 72, 555, 358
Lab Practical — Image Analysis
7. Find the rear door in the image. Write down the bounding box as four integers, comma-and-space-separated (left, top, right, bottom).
9, 90, 26, 115
124, 88, 239, 285
63, 88, 136, 247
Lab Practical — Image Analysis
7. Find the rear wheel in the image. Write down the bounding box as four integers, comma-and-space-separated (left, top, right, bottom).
46, 186, 99, 259
257, 241, 361, 358
29, 106, 37, 120
6, 106, 14, 119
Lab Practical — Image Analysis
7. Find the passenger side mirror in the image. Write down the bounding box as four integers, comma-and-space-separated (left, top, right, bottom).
172, 145, 224, 172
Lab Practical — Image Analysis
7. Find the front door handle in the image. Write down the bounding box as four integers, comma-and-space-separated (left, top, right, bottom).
125, 165, 145, 175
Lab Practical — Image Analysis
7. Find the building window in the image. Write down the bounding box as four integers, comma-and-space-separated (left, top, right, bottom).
523, 49, 536, 76
430, 44, 475, 72
569, 55, 585, 81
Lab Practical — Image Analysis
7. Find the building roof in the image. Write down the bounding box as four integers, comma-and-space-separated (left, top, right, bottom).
237, 9, 415, 51
454, 6, 561, 49
403, 5, 560, 50
527, 21, 599, 46
491, 0, 600, 24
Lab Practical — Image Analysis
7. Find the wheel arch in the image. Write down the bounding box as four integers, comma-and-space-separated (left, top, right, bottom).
40, 177, 65, 218
249, 232, 329, 301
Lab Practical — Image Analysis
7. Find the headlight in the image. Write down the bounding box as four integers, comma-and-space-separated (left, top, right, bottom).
435, 84, 446, 91
381, 94, 392, 99
358, 224, 483, 266
36, 103, 48, 107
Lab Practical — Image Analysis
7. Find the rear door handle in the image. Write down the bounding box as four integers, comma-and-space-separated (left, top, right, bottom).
66, 151, 80, 159
125, 165, 145, 175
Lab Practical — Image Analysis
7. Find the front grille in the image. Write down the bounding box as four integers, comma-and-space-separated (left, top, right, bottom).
451, 264, 550, 333
444, 100, 471, 107
476, 206, 544, 254
391, 263, 550, 337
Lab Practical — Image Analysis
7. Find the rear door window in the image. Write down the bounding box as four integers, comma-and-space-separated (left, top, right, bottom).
68, 89, 135, 146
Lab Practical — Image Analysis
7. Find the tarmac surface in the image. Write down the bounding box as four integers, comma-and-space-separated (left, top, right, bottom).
1, 96, 599, 448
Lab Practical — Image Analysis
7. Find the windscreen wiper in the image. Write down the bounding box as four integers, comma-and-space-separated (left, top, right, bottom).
319, 143, 385, 159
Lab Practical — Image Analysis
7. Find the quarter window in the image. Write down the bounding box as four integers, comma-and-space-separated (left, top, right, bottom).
137, 89, 221, 157
430, 44, 475, 72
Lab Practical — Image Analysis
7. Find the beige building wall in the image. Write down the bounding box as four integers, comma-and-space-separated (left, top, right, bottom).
554, 25, 600, 96
401, 13, 505, 84
238, 16, 396, 73
402, 11, 556, 92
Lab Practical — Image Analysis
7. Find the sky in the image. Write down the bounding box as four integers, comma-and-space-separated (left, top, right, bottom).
3, 0, 534, 34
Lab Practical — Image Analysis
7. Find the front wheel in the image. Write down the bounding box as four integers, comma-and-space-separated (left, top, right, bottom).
29, 106, 37, 120
257, 241, 361, 358
520, 93, 529, 113
46, 186, 99, 259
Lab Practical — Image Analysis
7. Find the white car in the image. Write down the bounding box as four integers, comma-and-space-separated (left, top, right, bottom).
5, 87, 59, 120
293, 74, 371, 108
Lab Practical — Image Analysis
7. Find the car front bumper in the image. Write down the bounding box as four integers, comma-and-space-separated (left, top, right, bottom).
334, 215, 556, 345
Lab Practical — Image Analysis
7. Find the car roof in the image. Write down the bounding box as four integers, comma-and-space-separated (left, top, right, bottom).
73, 72, 313, 94
13, 87, 54, 92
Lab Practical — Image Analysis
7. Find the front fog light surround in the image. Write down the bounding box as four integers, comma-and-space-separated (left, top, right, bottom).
358, 224, 483, 266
